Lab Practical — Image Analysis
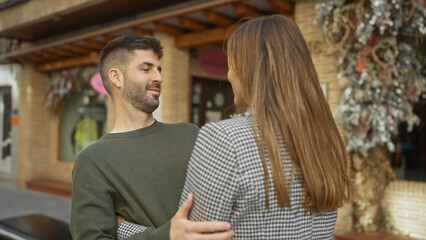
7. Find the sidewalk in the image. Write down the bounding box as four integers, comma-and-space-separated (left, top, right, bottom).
0, 185, 71, 223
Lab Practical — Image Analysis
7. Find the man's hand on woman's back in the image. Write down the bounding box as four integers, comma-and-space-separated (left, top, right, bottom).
170, 194, 235, 240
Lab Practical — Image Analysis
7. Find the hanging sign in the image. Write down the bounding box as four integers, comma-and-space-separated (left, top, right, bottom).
198, 49, 228, 76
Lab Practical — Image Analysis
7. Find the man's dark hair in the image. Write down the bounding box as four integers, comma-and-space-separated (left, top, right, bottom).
99, 34, 163, 96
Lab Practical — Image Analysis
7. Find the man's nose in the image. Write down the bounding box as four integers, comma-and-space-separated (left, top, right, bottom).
152, 69, 163, 84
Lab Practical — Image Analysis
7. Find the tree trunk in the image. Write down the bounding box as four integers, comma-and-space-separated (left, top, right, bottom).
350, 145, 395, 232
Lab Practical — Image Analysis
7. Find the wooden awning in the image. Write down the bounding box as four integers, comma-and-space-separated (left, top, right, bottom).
0, 0, 293, 72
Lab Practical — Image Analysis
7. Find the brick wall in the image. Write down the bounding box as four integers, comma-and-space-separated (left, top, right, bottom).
155, 33, 192, 123
382, 181, 426, 239
18, 64, 73, 187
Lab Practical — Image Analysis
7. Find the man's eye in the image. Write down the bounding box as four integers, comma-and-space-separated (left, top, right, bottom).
142, 68, 149, 72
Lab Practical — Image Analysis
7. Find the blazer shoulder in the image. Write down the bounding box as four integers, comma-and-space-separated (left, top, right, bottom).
201, 114, 252, 139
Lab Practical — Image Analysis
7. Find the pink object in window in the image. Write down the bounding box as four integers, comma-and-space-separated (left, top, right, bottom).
90, 72, 109, 96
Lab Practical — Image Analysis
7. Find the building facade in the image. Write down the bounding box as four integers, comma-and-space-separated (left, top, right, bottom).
1, 0, 341, 188
0, 2, 354, 233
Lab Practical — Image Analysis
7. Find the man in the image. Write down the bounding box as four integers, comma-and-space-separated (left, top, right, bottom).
70, 35, 233, 240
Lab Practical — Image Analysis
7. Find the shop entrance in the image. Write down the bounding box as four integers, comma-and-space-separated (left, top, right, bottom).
0, 86, 12, 177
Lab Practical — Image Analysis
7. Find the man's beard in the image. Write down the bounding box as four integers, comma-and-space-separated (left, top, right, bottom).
123, 80, 160, 114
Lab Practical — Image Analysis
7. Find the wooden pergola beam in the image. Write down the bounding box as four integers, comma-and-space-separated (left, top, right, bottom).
203, 10, 234, 27
85, 40, 105, 50
55, 48, 75, 57
42, 51, 60, 60
102, 34, 117, 42
178, 16, 207, 31
70, 45, 91, 54
267, 0, 293, 14
154, 22, 183, 36
1, 0, 240, 61
233, 3, 262, 17
17, 56, 32, 64
29, 54, 45, 63
36, 52, 100, 72
154, 22, 184, 36
175, 24, 241, 48
132, 27, 153, 36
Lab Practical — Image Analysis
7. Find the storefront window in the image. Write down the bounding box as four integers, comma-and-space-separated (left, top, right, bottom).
45, 67, 108, 162
60, 89, 106, 162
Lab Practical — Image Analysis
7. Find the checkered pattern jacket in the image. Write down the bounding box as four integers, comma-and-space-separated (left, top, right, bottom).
180, 112, 337, 239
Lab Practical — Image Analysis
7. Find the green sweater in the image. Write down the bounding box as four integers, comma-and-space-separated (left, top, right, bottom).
71, 121, 199, 240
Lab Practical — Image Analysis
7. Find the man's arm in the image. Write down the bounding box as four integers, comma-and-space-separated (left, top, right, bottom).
72, 152, 176, 240
117, 194, 234, 240
170, 194, 235, 240
71, 155, 118, 239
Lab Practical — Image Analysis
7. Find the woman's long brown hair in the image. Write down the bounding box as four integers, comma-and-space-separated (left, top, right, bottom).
227, 15, 354, 213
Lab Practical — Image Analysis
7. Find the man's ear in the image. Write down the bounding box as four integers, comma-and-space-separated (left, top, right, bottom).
108, 68, 124, 88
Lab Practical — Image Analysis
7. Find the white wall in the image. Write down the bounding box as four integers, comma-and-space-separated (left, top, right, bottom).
0, 64, 21, 186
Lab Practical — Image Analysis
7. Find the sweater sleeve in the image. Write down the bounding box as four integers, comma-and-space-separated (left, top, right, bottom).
70, 153, 118, 239
71, 152, 171, 240
180, 122, 240, 222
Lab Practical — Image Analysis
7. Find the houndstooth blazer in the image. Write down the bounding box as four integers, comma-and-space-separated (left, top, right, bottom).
180, 112, 337, 239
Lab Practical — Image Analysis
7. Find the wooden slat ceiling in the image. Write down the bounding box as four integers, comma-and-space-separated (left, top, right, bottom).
1, 0, 294, 72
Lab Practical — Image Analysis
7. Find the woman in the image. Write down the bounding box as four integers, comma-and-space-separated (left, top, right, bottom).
175, 15, 354, 239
